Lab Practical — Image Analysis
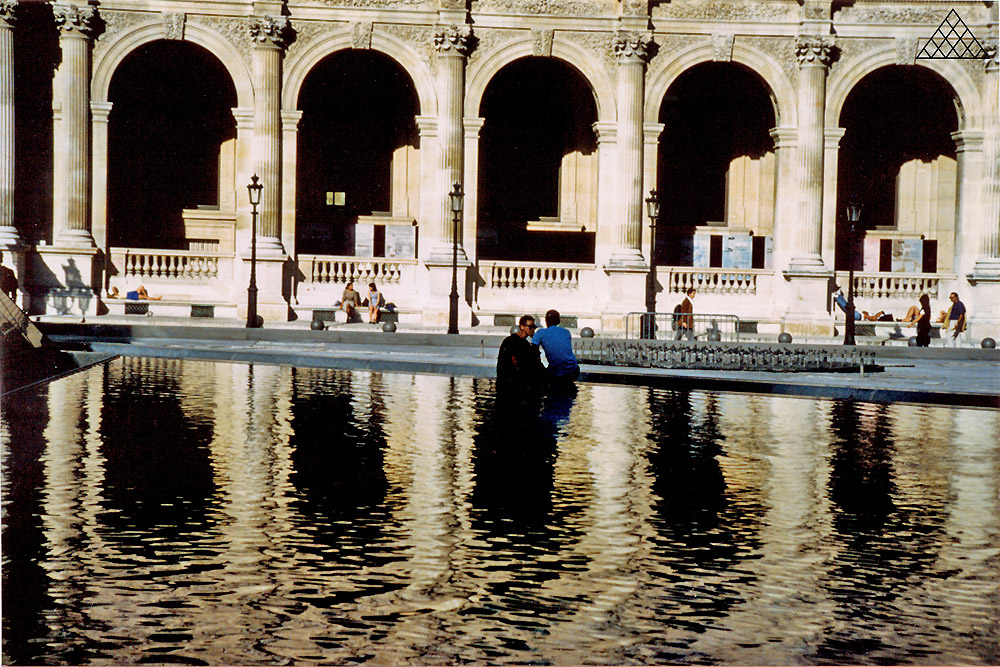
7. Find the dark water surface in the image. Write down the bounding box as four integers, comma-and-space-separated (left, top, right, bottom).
2, 357, 998, 665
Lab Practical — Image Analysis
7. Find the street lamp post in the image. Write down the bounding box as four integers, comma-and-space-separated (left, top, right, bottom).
643, 190, 660, 339
448, 182, 464, 335
246, 174, 263, 329
843, 200, 862, 346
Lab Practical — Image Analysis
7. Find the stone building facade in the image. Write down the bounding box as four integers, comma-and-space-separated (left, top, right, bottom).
2, 0, 998, 336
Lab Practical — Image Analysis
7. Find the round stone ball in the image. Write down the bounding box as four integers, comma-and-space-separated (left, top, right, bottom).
982, 337, 997, 349
310, 319, 325, 331
580, 327, 595, 338
382, 321, 397, 333
777, 332, 792, 344
908, 336, 919, 347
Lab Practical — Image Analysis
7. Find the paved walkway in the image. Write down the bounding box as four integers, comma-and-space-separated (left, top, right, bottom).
37, 317, 1000, 409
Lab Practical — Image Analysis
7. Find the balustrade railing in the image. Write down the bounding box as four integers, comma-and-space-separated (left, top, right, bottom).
837, 272, 948, 299
481, 261, 588, 290
111, 248, 223, 280
661, 267, 767, 295
298, 255, 414, 286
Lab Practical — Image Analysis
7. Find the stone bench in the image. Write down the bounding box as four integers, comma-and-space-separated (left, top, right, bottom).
854, 320, 942, 341
305, 305, 420, 326
104, 299, 236, 319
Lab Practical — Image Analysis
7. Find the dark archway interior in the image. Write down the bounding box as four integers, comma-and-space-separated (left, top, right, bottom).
836, 66, 958, 270
296, 50, 419, 256
657, 62, 775, 265
478, 57, 598, 263
108, 41, 237, 249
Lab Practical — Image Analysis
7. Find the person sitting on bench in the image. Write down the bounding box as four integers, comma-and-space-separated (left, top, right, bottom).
833, 287, 885, 321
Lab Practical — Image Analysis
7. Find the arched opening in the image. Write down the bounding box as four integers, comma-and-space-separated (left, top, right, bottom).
656, 62, 776, 268
836, 66, 959, 273
478, 57, 599, 263
296, 50, 420, 257
107, 41, 237, 250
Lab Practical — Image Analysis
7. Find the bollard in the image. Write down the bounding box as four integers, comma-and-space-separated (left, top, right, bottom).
581, 327, 595, 338
778, 332, 792, 344
908, 336, 919, 347
310, 319, 325, 331
382, 321, 397, 333
982, 337, 997, 349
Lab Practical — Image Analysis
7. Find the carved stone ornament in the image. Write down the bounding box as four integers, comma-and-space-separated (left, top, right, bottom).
802, 2, 828, 21
711, 33, 734, 62
248, 15, 291, 50
532, 28, 554, 57
1, 1, 16, 30
795, 34, 835, 67
53, 3, 97, 37
613, 30, 653, 63
985, 37, 999, 72
163, 13, 185, 41
351, 21, 373, 49
620, 0, 646, 18
433, 24, 474, 56
894, 37, 917, 66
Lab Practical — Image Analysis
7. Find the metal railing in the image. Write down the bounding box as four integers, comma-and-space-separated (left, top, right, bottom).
625, 312, 741, 342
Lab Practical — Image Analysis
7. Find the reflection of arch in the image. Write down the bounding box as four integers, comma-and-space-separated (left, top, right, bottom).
645, 43, 795, 125
465, 38, 616, 121
827, 49, 976, 128
283, 33, 435, 115
92, 22, 253, 107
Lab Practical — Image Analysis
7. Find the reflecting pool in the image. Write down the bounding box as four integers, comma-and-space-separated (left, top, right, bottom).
2, 357, 999, 665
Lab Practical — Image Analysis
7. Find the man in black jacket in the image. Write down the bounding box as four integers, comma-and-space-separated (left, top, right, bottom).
497, 314, 543, 397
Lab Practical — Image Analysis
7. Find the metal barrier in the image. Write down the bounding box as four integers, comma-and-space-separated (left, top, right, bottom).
573, 337, 880, 373
625, 312, 741, 342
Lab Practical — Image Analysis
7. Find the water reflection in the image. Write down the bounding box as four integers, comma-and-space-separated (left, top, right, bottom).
2, 358, 999, 665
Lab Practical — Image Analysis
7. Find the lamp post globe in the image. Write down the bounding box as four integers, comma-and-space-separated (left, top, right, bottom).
246, 174, 263, 329
447, 182, 464, 335
843, 200, 862, 346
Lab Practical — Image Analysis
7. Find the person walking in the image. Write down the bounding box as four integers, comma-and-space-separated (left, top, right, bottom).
675, 288, 696, 341
943, 292, 967, 347
531, 309, 580, 385
915, 293, 932, 347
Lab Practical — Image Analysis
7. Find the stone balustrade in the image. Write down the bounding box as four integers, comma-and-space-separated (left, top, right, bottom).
481, 260, 588, 290
297, 255, 415, 286
660, 267, 767, 295
110, 248, 224, 280
839, 272, 949, 299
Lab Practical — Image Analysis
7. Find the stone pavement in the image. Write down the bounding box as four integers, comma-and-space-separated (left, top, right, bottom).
35, 316, 1000, 409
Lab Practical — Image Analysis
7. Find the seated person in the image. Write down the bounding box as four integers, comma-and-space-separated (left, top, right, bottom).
531, 309, 580, 384
496, 314, 544, 395
341, 282, 360, 319
365, 282, 384, 324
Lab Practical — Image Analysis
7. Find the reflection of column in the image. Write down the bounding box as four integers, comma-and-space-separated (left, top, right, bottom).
972, 41, 1000, 276
248, 15, 290, 251
53, 2, 96, 247
608, 31, 653, 268
0, 1, 18, 246
788, 34, 834, 272
429, 24, 473, 263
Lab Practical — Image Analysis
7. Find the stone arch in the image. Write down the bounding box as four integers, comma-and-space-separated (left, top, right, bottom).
645, 42, 795, 126
92, 21, 253, 108
465, 37, 616, 122
283, 32, 436, 115
826, 48, 978, 129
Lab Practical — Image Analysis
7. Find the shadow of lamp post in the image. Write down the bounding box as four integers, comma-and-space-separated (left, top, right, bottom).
844, 200, 861, 346
448, 182, 464, 335
642, 189, 660, 339
246, 174, 263, 329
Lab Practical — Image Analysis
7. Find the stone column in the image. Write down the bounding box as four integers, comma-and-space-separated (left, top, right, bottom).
608, 30, 653, 269
769, 127, 798, 275
248, 15, 290, 253
428, 23, 473, 264
53, 2, 96, 248
951, 130, 984, 276
0, 0, 19, 247
788, 34, 834, 273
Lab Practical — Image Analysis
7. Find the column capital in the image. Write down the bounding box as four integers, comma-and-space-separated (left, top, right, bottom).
593, 120, 617, 144
1, 1, 16, 30
248, 15, 291, 51
769, 126, 798, 148
90, 101, 113, 122
433, 24, 474, 57
52, 2, 97, 39
613, 30, 654, 64
795, 34, 835, 68
951, 129, 985, 152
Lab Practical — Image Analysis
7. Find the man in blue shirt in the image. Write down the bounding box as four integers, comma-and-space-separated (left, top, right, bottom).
531, 309, 580, 384
944, 292, 967, 347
